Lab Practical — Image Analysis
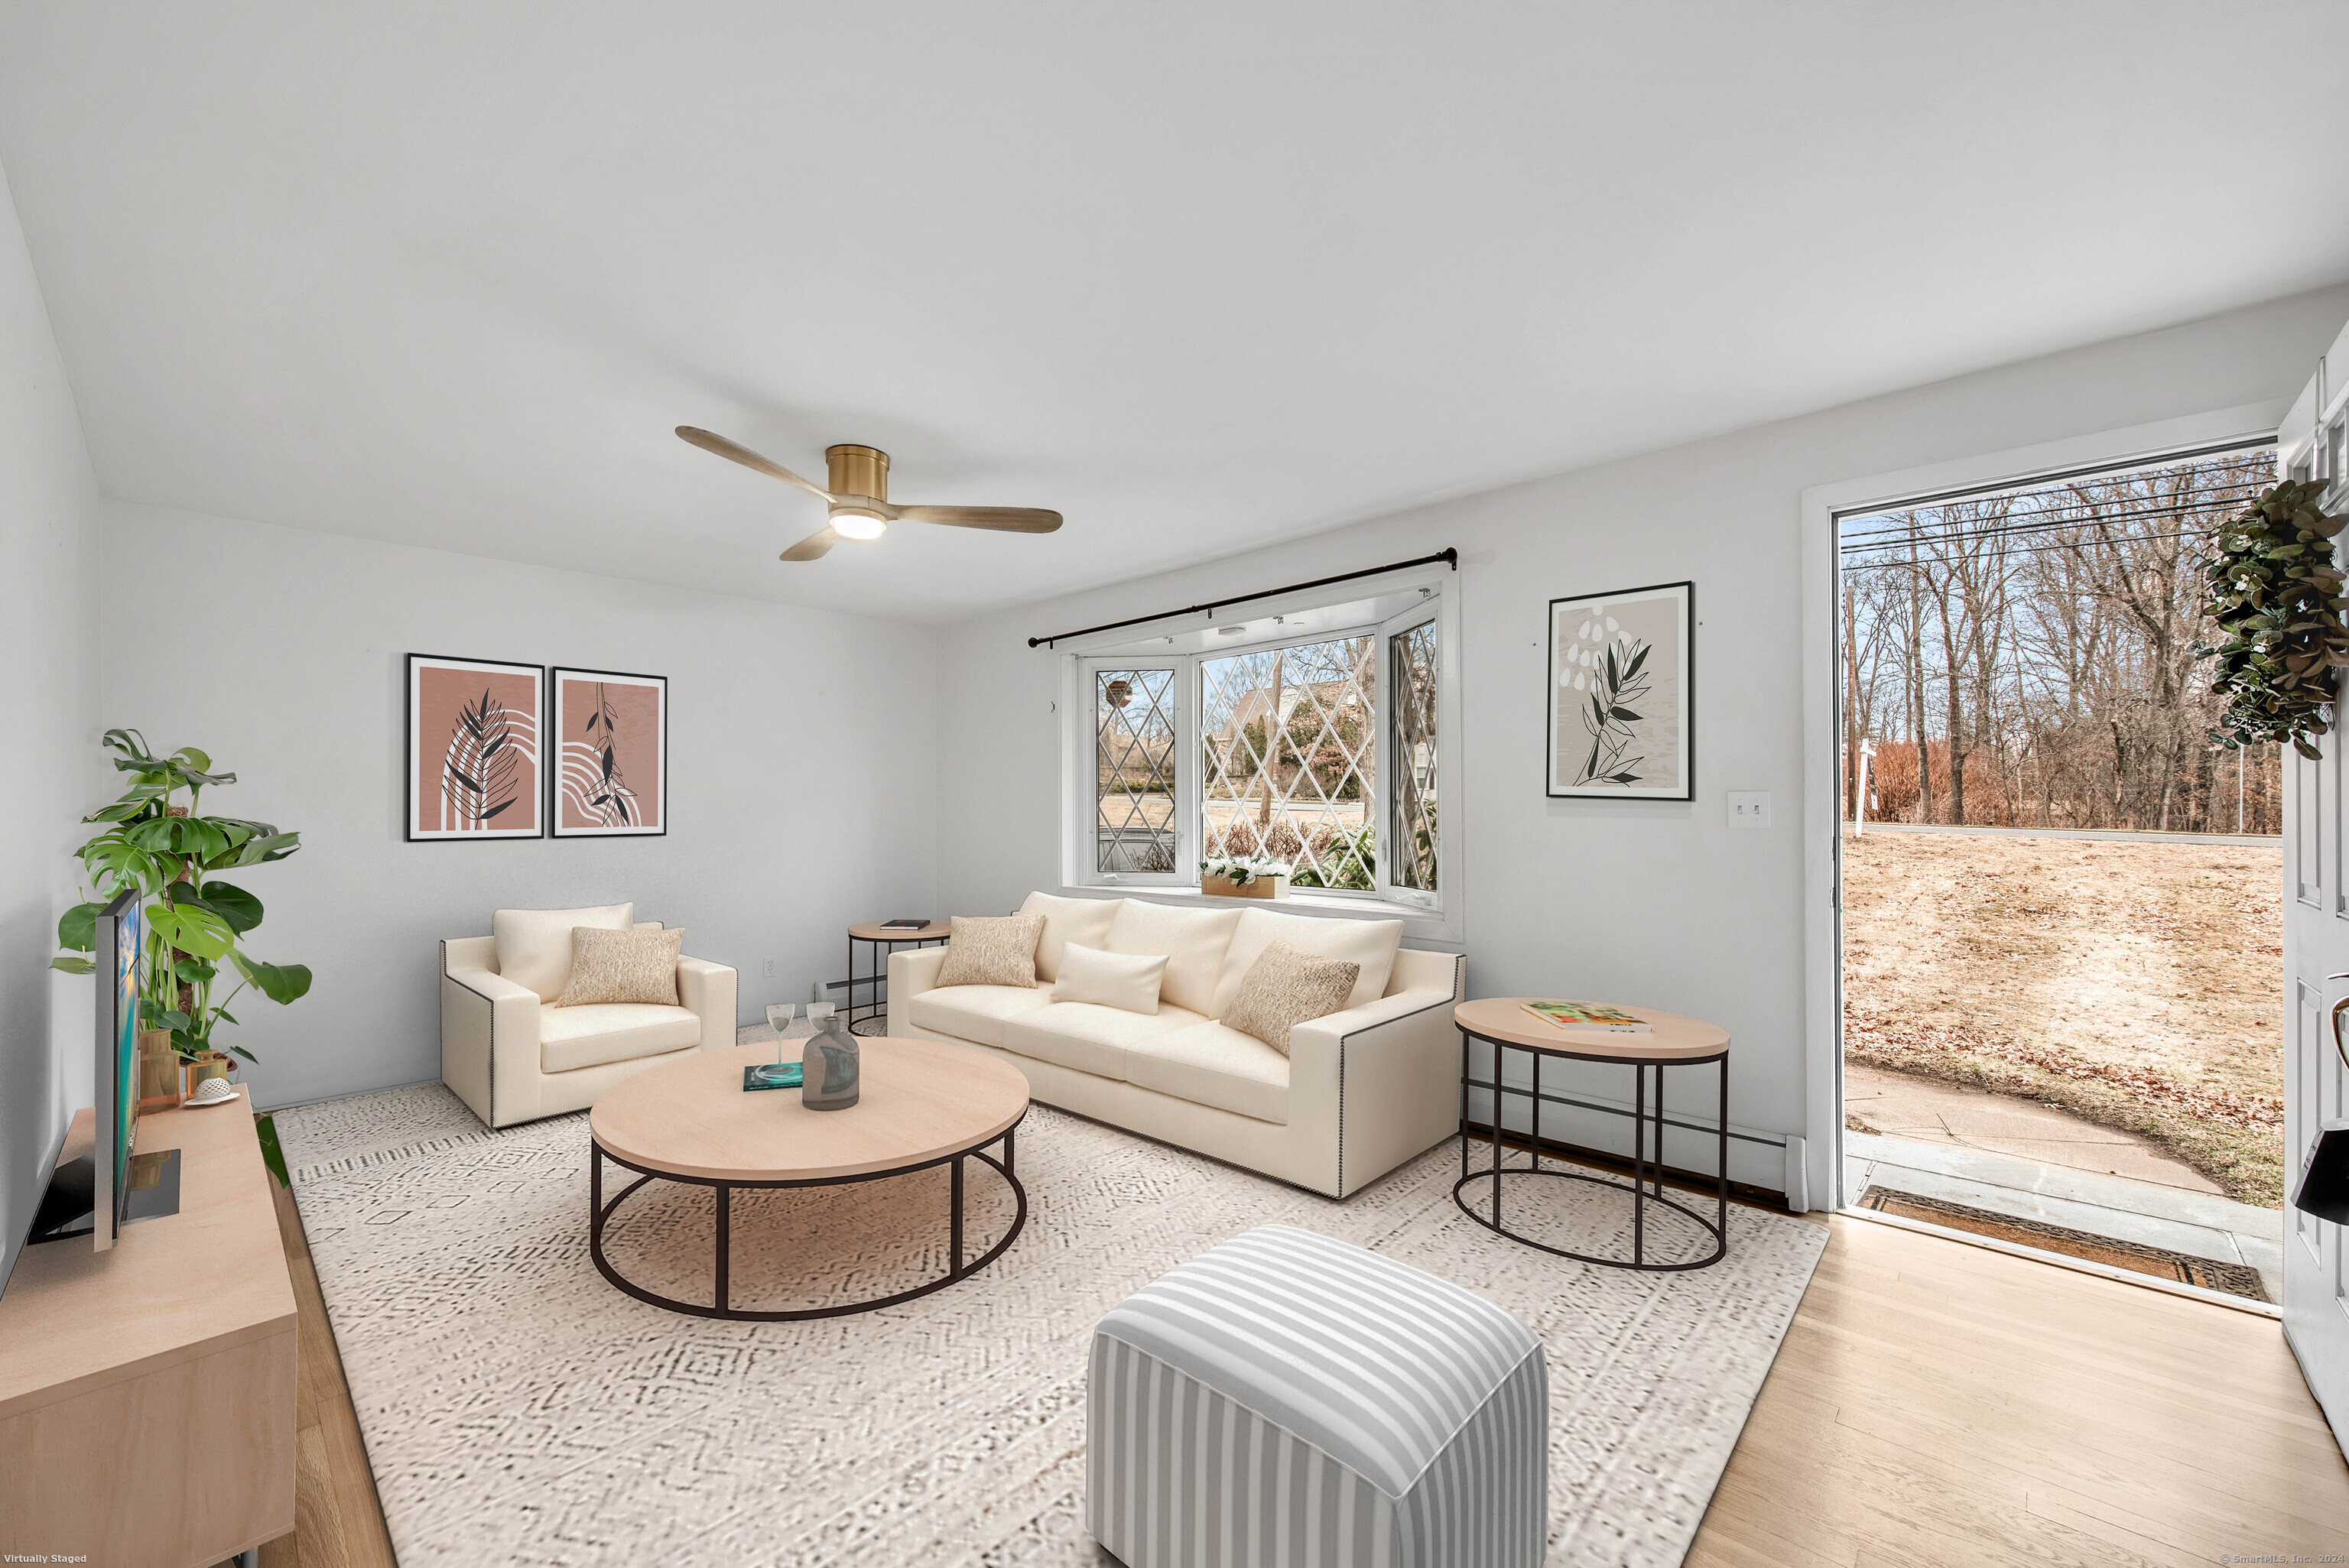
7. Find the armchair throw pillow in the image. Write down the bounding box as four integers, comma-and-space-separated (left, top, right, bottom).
934, 913, 1046, 989
1222, 940, 1361, 1057
1051, 943, 1167, 1014
554, 926, 684, 1008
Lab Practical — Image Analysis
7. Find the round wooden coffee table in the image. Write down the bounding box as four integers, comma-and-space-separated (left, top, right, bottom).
1453, 998, 1730, 1271
587, 1037, 1030, 1320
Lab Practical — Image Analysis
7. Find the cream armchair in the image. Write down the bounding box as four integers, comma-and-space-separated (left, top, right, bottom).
440, 907, 737, 1130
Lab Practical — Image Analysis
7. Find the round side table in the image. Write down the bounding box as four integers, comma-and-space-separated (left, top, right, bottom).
1452, 998, 1730, 1271
846, 921, 950, 1036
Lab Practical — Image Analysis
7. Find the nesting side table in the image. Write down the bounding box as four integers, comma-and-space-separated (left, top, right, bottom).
846, 920, 950, 1036
1453, 998, 1731, 1271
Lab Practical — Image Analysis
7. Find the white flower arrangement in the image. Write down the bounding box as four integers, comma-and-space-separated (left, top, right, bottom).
1200, 854, 1291, 886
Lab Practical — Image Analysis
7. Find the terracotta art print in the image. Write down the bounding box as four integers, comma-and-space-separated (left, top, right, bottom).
1547, 580, 1693, 800
551, 667, 668, 836
406, 654, 544, 839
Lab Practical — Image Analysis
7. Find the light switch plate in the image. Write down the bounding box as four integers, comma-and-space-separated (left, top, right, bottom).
1728, 790, 1772, 826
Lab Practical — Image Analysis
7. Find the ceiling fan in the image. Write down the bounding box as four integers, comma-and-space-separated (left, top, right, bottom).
676, 426, 1063, 561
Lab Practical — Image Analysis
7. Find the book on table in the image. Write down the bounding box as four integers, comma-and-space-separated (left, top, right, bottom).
1520, 1000, 1651, 1034
879, 918, 934, 930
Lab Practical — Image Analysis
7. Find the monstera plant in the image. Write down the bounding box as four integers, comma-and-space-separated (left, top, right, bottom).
2200, 480, 2349, 759
51, 729, 313, 1065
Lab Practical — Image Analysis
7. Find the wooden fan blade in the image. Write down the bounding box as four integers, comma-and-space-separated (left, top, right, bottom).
895, 505, 1063, 534
779, 525, 841, 562
676, 426, 834, 502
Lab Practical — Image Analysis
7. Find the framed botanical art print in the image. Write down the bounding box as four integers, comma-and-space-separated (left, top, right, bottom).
1547, 580, 1693, 800
406, 654, 545, 840
550, 667, 668, 836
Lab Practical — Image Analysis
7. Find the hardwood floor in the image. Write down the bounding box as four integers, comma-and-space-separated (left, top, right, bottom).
261, 1181, 398, 1568
264, 1184, 2348, 1567
1689, 1215, 2349, 1566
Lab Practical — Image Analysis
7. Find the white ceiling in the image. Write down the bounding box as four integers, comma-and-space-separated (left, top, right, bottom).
4, 2, 2347, 622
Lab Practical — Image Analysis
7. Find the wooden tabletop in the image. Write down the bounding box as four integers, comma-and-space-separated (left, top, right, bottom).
1453, 998, 1730, 1061
848, 920, 951, 942
590, 1037, 1030, 1183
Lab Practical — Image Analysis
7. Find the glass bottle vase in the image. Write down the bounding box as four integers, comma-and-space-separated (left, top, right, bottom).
801, 1011, 861, 1112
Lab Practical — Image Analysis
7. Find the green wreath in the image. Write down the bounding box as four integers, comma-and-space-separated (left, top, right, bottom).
2199, 479, 2349, 758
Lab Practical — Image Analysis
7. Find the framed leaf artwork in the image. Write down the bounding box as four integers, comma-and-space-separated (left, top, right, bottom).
1547, 581, 1693, 800
551, 667, 668, 837
406, 654, 545, 840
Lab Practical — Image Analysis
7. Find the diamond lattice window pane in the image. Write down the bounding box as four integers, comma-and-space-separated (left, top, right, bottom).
1389, 621, 1438, 891
1097, 669, 1178, 872
1201, 637, 1377, 888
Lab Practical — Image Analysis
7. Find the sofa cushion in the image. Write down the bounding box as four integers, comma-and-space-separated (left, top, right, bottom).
1053, 943, 1166, 1014
539, 1002, 700, 1073
495, 902, 636, 1002
1124, 1021, 1291, 1125
1001, 1000, 1208, 1082
1208, 907, 1402, 1017
555, 925, 684, 1007
935, 913, 1045, 989
1222, 941, 1361, 1057
905, 982, 1057, 1049
1019, 891, 1122, 983
1104, 901, 1240, 1015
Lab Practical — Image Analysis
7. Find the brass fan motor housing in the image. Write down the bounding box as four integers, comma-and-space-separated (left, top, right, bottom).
824, 444, 890, 503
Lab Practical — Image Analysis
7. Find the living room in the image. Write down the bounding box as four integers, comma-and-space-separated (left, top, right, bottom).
5, 6, 2349, 1566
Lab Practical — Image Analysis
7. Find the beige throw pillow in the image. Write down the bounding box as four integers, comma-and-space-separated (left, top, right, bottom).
1223, 940, 1360, 1057
1051, 943, 1166, 1014
554, 926, 683, 1007
934, 913, 1045, 989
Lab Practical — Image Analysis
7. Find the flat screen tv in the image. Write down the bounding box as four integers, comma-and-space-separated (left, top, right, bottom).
19, 888, 169, 1257
91, 888, 145, 1251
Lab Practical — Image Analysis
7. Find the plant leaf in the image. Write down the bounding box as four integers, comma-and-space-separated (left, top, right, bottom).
232, 953, 314, 1005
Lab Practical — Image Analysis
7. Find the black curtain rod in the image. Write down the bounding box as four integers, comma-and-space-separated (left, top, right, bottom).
1028, 547, 1457, 648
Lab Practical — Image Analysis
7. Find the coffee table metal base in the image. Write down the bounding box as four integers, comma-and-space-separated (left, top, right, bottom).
1453, 1031, 1728, 1271
589, 1118, 1028, 1320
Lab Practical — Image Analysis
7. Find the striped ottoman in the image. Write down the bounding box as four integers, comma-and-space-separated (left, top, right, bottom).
1087, 1225, 1548, 1568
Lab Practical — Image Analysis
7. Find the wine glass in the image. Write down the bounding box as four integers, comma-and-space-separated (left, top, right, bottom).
805, 1002, 835, 1031
765, 1003, 797, 1061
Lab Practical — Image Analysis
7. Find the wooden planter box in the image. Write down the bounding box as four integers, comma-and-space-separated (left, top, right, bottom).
1203, 874, 1289, 901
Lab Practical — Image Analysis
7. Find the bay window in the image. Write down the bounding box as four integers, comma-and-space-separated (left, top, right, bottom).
1065, 573, 1455, 924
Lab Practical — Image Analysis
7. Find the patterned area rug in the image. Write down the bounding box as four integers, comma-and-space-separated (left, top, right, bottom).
278, 1082, 1825, 1567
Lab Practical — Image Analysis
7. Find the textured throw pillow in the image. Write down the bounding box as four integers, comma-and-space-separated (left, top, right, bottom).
1051, 943, 1167, 1014
493, 901, 635, 1002
934, 913, 1045, 989
1223, 940, 1361, 1057
554, 926, 683, 1008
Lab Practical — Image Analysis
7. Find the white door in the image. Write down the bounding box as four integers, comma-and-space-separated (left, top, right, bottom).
2282, 355, 2349, 1438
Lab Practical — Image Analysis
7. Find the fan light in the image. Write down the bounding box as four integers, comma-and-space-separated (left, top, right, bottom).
830, 508, 889, 541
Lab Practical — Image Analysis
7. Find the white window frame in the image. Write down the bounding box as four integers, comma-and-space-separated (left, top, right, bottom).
1069, 657, 1194, 888
1058, 569, 1461, 939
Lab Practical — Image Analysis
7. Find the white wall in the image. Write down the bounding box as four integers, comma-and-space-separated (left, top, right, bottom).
934, 283, 2349, 1191
0, 163, 99, 1285
101, 502, 941, 1110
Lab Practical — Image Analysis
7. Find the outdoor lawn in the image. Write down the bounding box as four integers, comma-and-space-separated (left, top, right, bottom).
1842, 829, 2286, 1205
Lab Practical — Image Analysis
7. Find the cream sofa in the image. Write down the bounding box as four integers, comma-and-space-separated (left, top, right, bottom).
890, 892, 1464, 1197
440, 902, 738, 1130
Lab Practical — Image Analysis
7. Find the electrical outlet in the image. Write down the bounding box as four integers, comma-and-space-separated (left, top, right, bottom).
762, 956, 778, 979
1728, 790, 1772, 826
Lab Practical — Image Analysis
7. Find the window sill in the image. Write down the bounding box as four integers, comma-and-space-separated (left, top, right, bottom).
1059, 884, 1460, 945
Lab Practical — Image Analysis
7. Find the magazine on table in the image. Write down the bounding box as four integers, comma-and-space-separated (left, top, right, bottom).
1519, 1000, 1651, 1034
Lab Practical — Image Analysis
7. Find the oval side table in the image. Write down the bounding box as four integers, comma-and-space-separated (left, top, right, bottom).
846, 920, 951, 1035
1452, 998, 1731, 1271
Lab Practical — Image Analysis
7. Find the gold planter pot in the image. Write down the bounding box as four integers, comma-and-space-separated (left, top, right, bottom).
135, 1028, 180, 1107
182, 1052, 235, 1099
